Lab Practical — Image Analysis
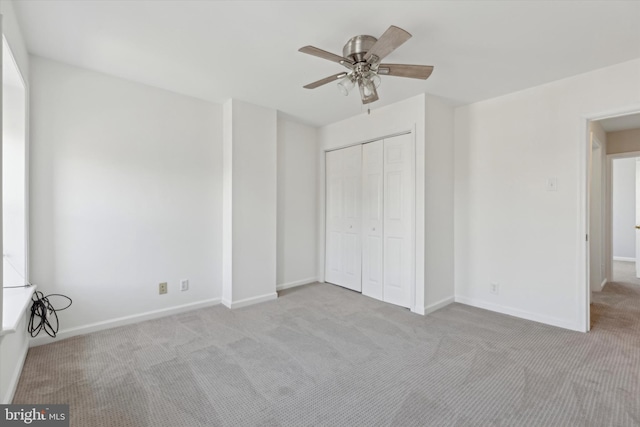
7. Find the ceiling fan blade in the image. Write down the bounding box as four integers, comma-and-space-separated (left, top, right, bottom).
377, 64, 434, 80
363, 25, 412, 64
303, 72, 348, 89
299, 46, 354, 68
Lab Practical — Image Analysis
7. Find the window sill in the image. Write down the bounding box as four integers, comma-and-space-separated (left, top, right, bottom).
1, 285, 36, 336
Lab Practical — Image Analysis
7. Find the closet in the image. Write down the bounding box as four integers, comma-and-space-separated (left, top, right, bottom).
325, 133, 415, 308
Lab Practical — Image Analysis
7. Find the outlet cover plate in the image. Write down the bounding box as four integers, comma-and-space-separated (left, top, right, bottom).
159, 282, 168, 295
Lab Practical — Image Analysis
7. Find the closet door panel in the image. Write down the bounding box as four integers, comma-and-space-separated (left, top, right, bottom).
362, 140, 384, 300
325, 153, 342, 282
383, 134, 415, 308
325, 145, 362, 291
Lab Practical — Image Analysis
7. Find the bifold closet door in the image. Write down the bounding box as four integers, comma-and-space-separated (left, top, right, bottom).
362, 140, 384, 300
325, 145, 362, 291
382, 133, 414, 308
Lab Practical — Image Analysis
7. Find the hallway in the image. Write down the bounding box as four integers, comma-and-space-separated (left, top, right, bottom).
591, 261, 640, 333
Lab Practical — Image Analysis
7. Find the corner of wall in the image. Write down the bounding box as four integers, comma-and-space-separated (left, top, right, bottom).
224, 99, 278, 304
423, 94, 455, 310
222, 100, 233, 304
275, 116, 320, 289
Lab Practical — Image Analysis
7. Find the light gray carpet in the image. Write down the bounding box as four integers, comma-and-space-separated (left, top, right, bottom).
13, 268, 640, 426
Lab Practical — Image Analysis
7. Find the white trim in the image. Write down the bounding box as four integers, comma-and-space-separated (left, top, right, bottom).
2, 340, 28, 404
410, 125, 418, 314
30, 298, 221, 347
579, 117, 590, 332
607, 150, 640, 160
222, 292, 277, 309
613, 256, 635, 262
324, 130, 412, 153
600, 278, 607, 291
276, 277, 318, 291
424, 296, 454, 314
455, 296, 582, 332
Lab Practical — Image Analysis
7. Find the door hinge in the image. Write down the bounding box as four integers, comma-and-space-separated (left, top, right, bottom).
586, 234, 589, 242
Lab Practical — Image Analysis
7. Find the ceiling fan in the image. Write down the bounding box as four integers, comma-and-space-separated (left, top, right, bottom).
299, 25, 434, 104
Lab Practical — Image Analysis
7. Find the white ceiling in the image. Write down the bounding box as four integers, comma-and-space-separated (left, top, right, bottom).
13, 1, 640, 127
598, 113, 640, 132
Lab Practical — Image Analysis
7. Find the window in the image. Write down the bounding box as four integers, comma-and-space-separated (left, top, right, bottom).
2, 35, 29, 333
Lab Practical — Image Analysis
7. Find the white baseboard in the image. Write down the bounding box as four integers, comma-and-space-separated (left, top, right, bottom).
222, 292, 278, 309
30, 298, 221, 347
613, 256, 635, 262
276, 277, 318, 291
424, 296, 455, 314
454, 295, 582, 332
600, 278, 607, 291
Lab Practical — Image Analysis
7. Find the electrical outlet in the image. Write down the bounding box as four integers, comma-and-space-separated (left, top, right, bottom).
490, 282, 499, 295
180, 279, 189, 292
159, 282, 168, 295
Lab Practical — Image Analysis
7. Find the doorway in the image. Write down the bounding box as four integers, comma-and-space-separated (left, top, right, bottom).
611, 157, 637, 277
609, 154, 640, 284
585, 111, 640, 331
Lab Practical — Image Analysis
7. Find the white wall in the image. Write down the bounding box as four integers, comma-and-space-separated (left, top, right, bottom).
454, 58, 640, 331
222, 99, 277, 307
29, 57, 223, 339
612, 157, 636, 260
276, 116, 317, 289
424, 96, 455, 311
318, 93, 455, 314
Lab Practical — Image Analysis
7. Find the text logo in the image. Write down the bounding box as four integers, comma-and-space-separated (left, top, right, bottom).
0, 405, 69, 426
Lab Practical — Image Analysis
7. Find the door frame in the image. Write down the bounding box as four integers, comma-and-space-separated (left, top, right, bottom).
588, 135, 604, 296
320, 128, 419, 313
580, 105, 640, 332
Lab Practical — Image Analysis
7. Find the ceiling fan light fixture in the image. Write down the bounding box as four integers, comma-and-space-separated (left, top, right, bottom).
370, 72, 381, 88
358, 78, 379, 104
337, 74, 355, 96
